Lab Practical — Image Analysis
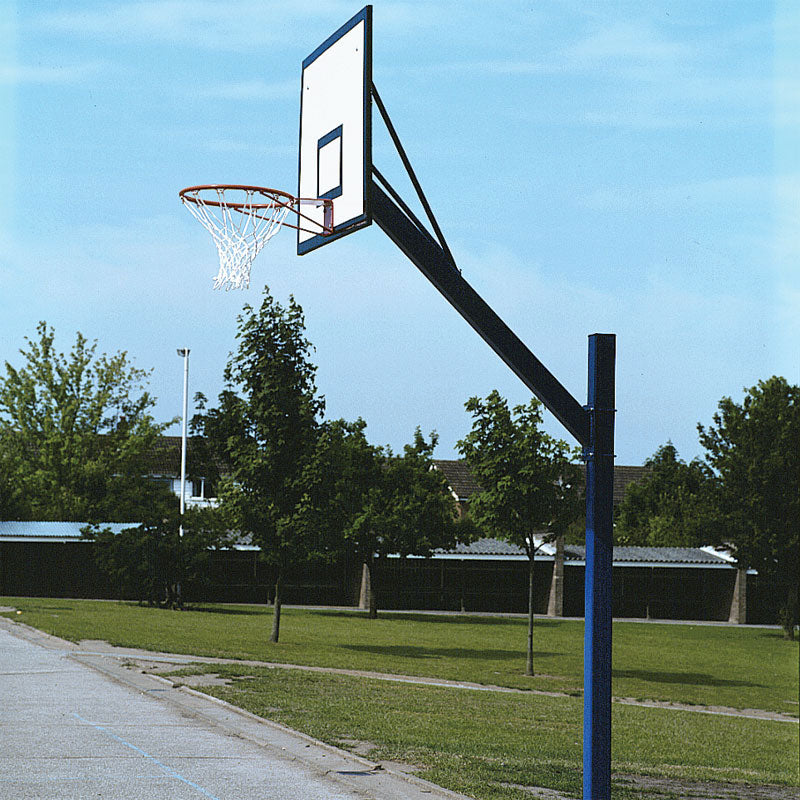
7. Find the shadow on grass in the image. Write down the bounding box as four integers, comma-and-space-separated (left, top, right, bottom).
342, 643, 556, 661
191, 606, 265, 616
613, 668, 763, 688
309, 609, 566, 628
758, 630, 798, 641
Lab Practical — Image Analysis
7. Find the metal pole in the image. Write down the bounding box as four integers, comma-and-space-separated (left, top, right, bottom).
369, 176, 617, 795
583, 334, 616, 800
177, 348, 190, 536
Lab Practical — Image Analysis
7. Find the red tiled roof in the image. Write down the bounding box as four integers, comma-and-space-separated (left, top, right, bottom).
145, 436, 224, 478
432, 459, 483, 500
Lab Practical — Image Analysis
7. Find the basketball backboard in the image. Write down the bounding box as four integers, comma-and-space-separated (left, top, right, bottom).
297, 6, 372, 255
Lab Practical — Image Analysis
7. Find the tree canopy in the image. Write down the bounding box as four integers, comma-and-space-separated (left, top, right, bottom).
347, 428, 461, 617
195, 289, 325, 641
457, 390, 582, 674
457, 391, 582, 555
698, 376, 799, 638
295, 416, 383, 566
614, 442, 709, 547
0, 322, 174, 521
86, 505, 229, 607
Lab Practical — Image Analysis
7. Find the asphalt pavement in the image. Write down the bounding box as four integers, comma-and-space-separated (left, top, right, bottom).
0, 617, 469, 800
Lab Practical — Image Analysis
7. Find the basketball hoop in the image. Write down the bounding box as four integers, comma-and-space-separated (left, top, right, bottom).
179, 185, 333, 290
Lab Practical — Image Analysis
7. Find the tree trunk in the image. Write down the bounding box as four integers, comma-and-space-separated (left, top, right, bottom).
526, 554, 535, 676
270, 571, 282, 643
358, 562, 371, 609
780, 584, 798, 641
547, 534, 564, 617
368, 555, 378, 619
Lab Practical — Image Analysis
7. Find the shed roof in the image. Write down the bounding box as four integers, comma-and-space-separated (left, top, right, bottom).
431, 537, 737, 568
0, 521, 136, 543
0, 520, 255, 550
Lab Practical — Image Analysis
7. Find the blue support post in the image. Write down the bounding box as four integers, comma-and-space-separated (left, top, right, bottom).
583, 333, 616, 800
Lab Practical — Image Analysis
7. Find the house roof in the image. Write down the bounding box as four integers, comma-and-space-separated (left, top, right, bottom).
432, 459, 649, 505
432, 459, 484, 500
610, 465, 650, 505
147, 436, 216, 477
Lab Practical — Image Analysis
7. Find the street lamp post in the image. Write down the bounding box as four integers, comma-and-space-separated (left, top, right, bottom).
176, 348, 190, 608
177, 348, 190, 535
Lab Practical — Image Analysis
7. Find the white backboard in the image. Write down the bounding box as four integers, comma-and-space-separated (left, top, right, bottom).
298, 6, 372, 255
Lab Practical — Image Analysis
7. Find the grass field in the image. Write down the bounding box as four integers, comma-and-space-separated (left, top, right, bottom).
2, 598, 798, 799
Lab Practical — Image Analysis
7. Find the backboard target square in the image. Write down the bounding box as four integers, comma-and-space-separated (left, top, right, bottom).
298, 6, 372, 255
317, 126, 343, 199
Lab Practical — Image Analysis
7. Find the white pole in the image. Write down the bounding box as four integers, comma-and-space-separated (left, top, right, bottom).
177, 348, 190, 537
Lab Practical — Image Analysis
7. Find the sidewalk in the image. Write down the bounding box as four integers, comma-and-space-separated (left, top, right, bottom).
0, 617, 471, 800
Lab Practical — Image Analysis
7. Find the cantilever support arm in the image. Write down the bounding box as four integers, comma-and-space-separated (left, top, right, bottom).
370, 180, 590, 447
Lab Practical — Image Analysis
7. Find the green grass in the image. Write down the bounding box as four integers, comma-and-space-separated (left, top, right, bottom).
3, 598, 796, 715
3, 597, 798, 798
161, 664, 799, 798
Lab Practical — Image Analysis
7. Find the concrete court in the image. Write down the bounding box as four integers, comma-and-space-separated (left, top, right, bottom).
0, 619, 468, 800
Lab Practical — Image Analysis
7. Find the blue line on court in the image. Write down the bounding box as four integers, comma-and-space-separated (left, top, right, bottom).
72, 713, 223, 800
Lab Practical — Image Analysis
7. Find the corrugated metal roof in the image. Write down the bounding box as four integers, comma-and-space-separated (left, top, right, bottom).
0, 525, 738, 568
434, 538, 736, 567
568, 546, 731, 565
0, 521, 257, 551
0, 521, 137, 542
448, 537, 524, 556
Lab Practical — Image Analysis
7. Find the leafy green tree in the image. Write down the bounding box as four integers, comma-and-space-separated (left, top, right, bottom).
698, 377, 799, 639
457, 390, 582, 675
615, 442, 709, 547
295, 417, 383, 567
86, 506, 229, 607
347, 429, 461, 618
0, 322, 174, 522
0, 455, 18, 519
196, 289, 324, 642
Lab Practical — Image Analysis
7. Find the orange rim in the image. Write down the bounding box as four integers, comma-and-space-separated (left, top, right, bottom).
179, 184, 333, 235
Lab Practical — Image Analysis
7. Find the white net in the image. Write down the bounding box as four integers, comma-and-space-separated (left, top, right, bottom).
181, 187, 292, 290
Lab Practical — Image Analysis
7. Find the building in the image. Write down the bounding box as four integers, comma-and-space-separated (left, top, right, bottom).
377, 537, 755, 623
0, 444, 770, 623
146, 435, 220, 509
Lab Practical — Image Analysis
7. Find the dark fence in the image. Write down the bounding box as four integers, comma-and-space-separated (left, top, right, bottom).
0, 541, 781, 624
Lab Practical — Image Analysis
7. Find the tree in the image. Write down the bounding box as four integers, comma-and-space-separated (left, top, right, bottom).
615, 442, 710, 547
86, 505, 229, 607
698, 377, 799, 639
457, 390, 582, 675
0, 322, 174, 522
347, 429, 461, 618
294, 417, 383, 568
196, 289, 325, 643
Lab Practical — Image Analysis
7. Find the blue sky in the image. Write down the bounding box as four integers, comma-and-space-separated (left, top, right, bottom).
2, 1, 798, 466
